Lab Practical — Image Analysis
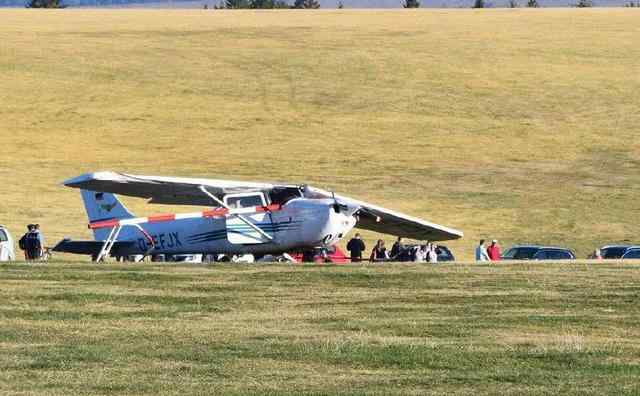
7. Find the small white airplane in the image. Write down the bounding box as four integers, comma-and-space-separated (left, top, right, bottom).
53, 171, 463, 261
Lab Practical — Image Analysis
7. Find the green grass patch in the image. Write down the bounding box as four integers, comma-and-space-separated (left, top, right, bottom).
1, 263, 639, 394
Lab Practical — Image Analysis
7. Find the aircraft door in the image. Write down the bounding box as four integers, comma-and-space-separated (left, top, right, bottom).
224, 193, 274, 245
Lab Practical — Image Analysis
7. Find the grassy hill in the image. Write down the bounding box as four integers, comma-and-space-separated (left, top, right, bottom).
1, 262, 639, 394
1, 9, 639, 260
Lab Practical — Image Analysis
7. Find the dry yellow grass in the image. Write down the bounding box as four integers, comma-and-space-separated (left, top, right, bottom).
1, 9, 639, 259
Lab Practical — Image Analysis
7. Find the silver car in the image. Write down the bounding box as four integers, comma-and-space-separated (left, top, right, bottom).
0, 225, 16, 261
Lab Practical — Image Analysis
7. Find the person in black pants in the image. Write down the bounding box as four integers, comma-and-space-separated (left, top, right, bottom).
346, 233, 366, 262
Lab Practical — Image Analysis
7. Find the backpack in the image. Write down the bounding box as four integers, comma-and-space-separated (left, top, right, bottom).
18, 233, 28, 250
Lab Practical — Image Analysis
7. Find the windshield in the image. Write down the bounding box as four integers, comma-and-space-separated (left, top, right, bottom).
436, 246, 453, 261
0, 230, 7, 242
269, 187, 302, 205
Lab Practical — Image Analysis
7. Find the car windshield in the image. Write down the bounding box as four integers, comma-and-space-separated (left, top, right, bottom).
0, 230, 7, 242
601, 247, 630, 259
436, 246, 453, 260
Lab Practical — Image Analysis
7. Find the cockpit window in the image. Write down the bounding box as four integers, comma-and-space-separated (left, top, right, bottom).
225, 194, 265, 209
269, 187, 302, 205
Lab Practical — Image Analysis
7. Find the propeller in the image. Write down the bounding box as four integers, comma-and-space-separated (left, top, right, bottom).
331, 192, 353, 214
331, 191, 341, 213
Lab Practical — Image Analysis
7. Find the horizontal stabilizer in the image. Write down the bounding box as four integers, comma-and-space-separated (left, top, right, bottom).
53, 239, 138, 257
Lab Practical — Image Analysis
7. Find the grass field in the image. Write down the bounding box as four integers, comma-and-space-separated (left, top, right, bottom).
0, 262, 639, 394
1, 9, 639, 258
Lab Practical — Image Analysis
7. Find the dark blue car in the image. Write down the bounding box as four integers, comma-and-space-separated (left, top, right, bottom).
502, 245, 575, 260
599, 245, 636, 259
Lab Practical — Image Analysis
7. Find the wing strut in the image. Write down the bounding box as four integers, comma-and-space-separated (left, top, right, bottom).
198, 186, 273, 242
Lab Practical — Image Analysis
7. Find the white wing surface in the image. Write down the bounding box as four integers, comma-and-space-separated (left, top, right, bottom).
64, 171, 280, 206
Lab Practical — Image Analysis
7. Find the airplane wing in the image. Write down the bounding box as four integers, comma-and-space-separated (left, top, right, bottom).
351, 201, 463, 241
63, 171, 283, 206
305, 186, 463, 241
64, 172, 463, 241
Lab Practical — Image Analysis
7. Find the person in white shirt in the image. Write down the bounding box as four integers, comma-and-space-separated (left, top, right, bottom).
34, 224, 45, 259
414, 245, 427, 262
428, 243, 438, 263
475, 239, 490, 262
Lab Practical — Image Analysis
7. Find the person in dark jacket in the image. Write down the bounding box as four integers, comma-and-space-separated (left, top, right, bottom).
390, 237, 404, 260
22, 225, 41, 261
369, 239, 388, 262
18, 224, 34, 261
346, 233, 366, 262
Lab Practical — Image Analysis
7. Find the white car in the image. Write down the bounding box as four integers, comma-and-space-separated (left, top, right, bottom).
0, 225, 16, 261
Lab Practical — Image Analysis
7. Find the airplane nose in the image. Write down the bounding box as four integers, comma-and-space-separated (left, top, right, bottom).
320, 203, 357, 246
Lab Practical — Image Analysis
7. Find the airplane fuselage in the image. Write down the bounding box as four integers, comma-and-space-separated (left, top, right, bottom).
110, 198, 357, 257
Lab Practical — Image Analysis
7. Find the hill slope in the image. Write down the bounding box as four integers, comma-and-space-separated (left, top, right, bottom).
1, 9, 639, 259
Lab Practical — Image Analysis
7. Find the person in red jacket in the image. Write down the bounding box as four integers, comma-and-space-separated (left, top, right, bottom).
487, 240, 502, 261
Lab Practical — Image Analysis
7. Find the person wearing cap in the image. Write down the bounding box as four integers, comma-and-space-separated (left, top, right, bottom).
487, 239, 502, 261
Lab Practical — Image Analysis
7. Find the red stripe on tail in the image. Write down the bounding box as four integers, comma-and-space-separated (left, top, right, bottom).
89, 219, 120, 229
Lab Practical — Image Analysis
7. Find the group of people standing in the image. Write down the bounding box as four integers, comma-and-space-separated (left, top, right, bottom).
18, 224, 45, 261
405, 241, 440, 263
346, 234, 440, 263
475, 239, 501, 262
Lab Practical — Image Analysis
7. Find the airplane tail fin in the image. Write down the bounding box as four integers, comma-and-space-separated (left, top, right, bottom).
80, 189, 135, 240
